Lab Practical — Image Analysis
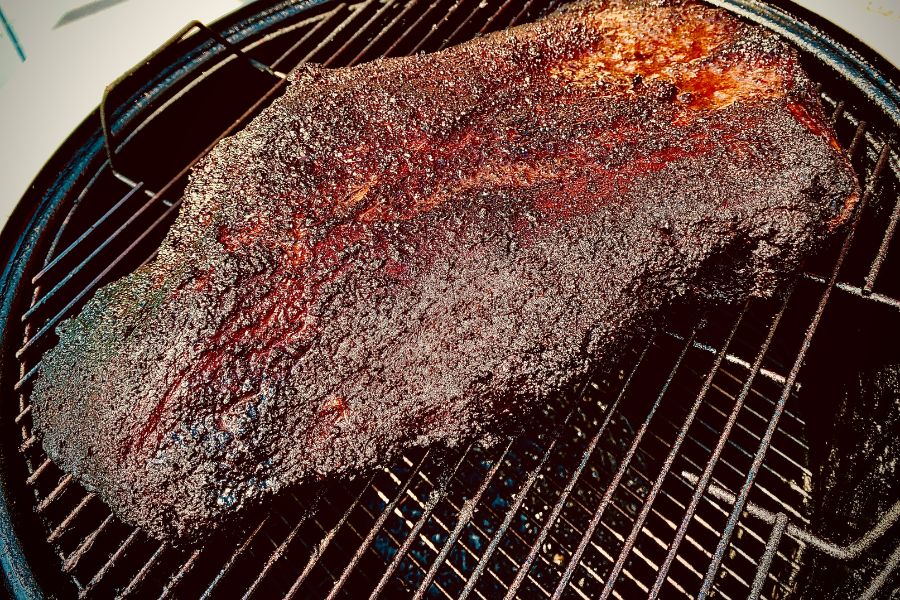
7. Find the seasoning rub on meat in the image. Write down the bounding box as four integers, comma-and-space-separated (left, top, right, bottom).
32, 0, 858, 542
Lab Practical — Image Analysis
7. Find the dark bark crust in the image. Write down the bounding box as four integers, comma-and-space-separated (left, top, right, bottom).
32, 0, 858, 543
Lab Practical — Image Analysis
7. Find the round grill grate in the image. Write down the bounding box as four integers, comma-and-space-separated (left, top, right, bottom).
1, 1, 898, 598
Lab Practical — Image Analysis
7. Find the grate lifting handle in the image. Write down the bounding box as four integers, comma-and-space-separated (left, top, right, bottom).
682, 471, 900, 599
681, 471, 900, 561
99, 20, 286, 187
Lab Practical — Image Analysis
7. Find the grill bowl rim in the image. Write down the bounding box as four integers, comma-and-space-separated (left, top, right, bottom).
0, 0, 898, 597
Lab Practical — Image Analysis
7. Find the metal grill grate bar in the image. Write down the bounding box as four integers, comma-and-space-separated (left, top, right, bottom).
357, 489, 462, 599
47, 493, 95, 543
670, 381, 809, 496
863, 189, 900, 293
601, 306, 748, 597
669, 391, 811, 523
119, 541, 167, 598
518, 457, 686, 596
442, 0, 500, 49
369, 483, 468, 597
714, 367, 809, 454
348, 0, 422, 65
403, 454, 554, 596
748, 512, 788, 600
668, 470, 802, 589
237, 490, 335, 598
13, 404, 30, 425
158, 549, 200, 600
598, 437, 768, 592
35, 474, 72, 514
829, 100, 846, 124
661, 330, 792, 387
846, 119, 869, 158
698, 142, 893, 598
610, 455, 778, 597
603, 412, 797, 596
369, 447, 472, 598
637, 432, 806, 593
324, 0, 395, 67
411, 442, 513, 600
24, 457, 51, 485
324, 452, 431, 599
267, 505, 349, 594
805, 273, 900, 310
457, 413, 573, 599
549, 325, 699, 599
63, 512, 114, 574
654, 416, 807, 527
77, 526, 140, 598
283, 473, 376, 597
528, 465, 698, 590
18, 434, 37, 453
298, 2, 364, 64
501, 337, 654, 600
382, 0, 448, 56
408, 0, 469, 55
689, 476, 900, 561
14, 362, 41, 391
509, 0, 545, 29
269, 6, 346, 71
29, 181, 146, 288
478, 0, 516, 33
860, 544, 900, 600
434, 490, 554, 595
199, 516, 270, 599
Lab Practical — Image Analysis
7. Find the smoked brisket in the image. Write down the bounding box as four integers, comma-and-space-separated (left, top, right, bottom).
32, 0, 858, 542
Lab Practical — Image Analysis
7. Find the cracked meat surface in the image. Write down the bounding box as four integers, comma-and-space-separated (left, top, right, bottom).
32, 0, 858, 543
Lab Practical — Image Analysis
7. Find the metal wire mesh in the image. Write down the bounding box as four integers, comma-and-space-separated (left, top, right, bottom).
8, 0, 900, 598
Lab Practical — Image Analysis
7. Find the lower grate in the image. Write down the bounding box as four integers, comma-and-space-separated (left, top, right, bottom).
7, 0, 900, 598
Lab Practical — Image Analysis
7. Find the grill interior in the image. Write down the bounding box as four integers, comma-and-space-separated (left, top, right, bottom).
4, 0, 900, 598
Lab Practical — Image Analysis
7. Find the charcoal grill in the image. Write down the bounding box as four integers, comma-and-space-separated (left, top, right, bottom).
1, 0, 899, 598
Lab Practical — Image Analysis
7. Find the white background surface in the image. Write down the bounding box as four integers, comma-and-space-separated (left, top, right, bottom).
792, 0, 899, 65
0, 0, 244, 226
0, 0, 898, 230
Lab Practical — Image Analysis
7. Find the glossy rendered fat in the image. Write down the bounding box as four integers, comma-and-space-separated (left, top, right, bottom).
32, 0, 858, 542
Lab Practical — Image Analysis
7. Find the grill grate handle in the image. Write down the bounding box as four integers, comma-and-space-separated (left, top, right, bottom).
99, 19, 285, 187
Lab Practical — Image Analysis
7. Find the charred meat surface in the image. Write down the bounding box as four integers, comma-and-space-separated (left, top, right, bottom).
32, 0, 858, 542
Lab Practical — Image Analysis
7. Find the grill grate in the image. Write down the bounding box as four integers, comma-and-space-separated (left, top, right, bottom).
6, 0, 900, 598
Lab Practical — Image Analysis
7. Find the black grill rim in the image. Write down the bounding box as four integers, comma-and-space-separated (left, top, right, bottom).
0, 1, 897, 598
723, 0, 900, 126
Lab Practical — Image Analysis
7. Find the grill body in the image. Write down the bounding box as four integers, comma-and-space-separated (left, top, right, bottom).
1, 1, 899, 598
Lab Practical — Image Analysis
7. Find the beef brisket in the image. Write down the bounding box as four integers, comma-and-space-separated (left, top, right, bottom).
32, 0, 858, 542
